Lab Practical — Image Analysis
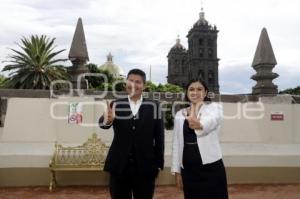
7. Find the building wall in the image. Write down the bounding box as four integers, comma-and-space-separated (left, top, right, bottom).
1, 98, 299, 144
1, 97, 300, 186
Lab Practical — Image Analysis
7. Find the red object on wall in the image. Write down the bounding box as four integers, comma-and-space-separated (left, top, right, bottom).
271, 113, 284, 121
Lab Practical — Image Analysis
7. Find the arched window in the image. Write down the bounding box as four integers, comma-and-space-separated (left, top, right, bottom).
208, 70, 214, 83
199, 48, 204, 57
198, 70, 204, 79
174, 65, 179, 73
199, 38, 203, 46
189, 40, 194, 55
208, 39, 213, 46
208, 49, 213, 58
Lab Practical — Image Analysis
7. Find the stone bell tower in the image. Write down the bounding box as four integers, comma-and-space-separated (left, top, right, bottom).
167, 7, 220, 93
187, 7, 220, 94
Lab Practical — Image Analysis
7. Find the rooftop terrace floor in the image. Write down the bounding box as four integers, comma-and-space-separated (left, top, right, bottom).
0, 184, 300, 199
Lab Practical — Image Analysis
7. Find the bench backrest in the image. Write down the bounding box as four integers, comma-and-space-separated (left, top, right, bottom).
50, 133, 108, 169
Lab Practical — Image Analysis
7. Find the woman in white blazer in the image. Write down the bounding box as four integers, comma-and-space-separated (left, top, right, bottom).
171, 78, 228, 199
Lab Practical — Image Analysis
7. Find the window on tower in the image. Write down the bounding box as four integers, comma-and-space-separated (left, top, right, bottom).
199, 48, 204, 57
189, 40, 193, 54
198, 70, 204, 79
208, 70, 214, 83
208, 39, 213, 47
208, 49, 213, 58
174, 65, 179, 73
199, 38, 203, 46
182, 60, 185, 73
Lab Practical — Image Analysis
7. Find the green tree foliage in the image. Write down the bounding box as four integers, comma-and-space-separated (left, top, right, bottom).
2, 35, 69, 89
279, 86, 300, 95
144, 81, 183, 130
145, 81, 183, 93
0, 75, 7, 88
85, 63, 114, 88
85, 63, 125, 91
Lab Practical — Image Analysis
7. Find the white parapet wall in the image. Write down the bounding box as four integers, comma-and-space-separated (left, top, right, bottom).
0, 96, 300, 186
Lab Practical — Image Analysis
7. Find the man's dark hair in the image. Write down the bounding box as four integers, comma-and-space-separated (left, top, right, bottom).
127, 68, 146, 83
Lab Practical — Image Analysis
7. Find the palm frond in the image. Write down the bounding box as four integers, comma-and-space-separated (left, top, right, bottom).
2, 35, 68, 89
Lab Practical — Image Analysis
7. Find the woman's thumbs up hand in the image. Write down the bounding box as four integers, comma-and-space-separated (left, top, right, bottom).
184, 105, 202, 130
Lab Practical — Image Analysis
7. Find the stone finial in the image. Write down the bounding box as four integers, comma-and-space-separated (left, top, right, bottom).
251, 28, 279, 95
107, 52, 113, 62
67, 18, 89, 89
198, 5, 208, 25
252, 28, 277, 66
68, 18, 89, 63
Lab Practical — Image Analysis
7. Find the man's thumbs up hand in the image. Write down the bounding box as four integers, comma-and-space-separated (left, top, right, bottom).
104, 100, 115, 125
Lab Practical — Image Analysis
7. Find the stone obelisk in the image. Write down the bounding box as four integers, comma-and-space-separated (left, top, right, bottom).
67, 18, 89, 89
251, 28, 279, 95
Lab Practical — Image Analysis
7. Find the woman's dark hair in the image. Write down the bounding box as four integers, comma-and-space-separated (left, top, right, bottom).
127, 68, 146, 83
184, 78, 211, 102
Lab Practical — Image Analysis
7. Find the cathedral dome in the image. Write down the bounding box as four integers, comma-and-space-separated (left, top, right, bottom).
169, 37, 186, 54
194, 8, 208, 26
188, 7, 218, 37
99, 53, 124, 78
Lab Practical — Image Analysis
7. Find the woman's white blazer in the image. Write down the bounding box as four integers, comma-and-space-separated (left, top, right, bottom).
171, 102, 223, 174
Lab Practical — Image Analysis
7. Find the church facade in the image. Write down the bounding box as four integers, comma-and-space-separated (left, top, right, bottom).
167, 8, 220, 94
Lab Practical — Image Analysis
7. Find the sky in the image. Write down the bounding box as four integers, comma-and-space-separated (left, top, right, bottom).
0, 0, 299, 94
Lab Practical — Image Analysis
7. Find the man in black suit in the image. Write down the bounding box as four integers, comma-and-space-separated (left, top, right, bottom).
99, 69, 164, 199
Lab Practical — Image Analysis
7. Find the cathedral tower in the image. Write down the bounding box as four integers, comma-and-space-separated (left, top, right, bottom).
187, 7, 220, 93
167, 7, 220, 93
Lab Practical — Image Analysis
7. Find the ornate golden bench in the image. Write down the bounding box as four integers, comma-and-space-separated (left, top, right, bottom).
49, 133, 108, 192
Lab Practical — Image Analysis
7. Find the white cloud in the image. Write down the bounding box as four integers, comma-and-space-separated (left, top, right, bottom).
0, 0, 299, 93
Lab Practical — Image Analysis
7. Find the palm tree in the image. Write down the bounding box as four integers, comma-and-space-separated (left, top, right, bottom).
2, 35, 69, 89
0, 74, 7, 88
